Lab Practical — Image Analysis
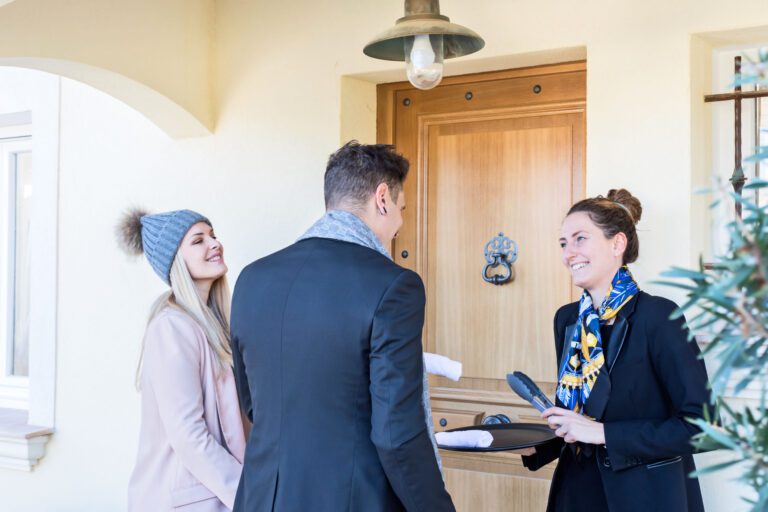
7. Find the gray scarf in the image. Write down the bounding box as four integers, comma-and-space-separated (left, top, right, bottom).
298, 210, 391, 257
299, 210, 443, 474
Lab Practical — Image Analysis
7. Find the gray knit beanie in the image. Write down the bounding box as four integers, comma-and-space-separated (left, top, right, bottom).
117, 208, 211, 285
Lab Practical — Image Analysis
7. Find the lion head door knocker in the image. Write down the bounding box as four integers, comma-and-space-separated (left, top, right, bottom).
482, 232, 518, 285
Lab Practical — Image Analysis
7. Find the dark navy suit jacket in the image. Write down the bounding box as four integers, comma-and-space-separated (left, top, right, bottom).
230, 237, 455, 512
523, 291, 709, 512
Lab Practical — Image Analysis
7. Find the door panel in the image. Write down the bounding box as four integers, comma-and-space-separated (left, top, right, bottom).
445, 468, 552, 511
426, 114, 578, 384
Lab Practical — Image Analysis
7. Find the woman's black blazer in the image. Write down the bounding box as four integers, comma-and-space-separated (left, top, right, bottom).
523, 291, 710, 512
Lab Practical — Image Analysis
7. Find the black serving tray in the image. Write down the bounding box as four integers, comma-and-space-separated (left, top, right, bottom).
437, 423, 556, 452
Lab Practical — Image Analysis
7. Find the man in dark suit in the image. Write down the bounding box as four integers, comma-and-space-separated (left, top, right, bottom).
230, 141, 455, 512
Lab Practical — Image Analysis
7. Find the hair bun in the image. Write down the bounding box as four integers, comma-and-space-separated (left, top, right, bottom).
606, 188, 642, 225
116, 207, 148, 256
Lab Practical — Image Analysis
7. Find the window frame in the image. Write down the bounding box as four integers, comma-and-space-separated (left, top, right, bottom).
0, 131, 32, 410
0, 75, 59, 472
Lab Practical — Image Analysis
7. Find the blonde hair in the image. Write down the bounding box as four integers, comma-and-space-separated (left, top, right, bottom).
135, 251, 232, 388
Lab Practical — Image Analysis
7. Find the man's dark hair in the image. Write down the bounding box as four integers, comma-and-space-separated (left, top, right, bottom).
324, 141, 409, 209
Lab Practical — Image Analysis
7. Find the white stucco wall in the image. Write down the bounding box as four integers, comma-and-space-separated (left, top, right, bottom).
0, 1, 767, 510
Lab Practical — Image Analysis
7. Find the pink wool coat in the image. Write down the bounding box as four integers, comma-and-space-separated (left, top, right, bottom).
128, 307, 246, 511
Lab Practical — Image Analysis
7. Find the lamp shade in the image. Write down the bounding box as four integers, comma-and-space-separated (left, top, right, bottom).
363, 17, 485, 62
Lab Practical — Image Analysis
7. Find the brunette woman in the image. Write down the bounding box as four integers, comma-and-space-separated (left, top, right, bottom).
523, 190, 709, 512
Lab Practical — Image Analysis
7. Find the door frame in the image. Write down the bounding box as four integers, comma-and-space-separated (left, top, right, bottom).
377, 61, 587, 145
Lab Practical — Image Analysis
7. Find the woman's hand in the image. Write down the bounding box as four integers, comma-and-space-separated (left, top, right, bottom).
541, 407, 605, 445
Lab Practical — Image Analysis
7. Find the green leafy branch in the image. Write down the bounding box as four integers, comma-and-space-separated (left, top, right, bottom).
659, 48, 768, 511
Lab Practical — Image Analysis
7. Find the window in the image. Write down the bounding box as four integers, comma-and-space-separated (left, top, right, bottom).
711, 46, 768, 255
0, 74, 60, 471
0, 124, 32, 409
708, 45, 764, 403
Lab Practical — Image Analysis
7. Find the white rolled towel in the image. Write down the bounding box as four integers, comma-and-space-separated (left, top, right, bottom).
435, 430, 494, 448
423, 353, 462, 381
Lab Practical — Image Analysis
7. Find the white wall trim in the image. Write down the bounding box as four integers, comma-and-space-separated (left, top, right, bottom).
0, 435, 51, 471
0, 111, 31, 129
0, 407, 52, 471
26, 76, 60, 428
0, 376, 28, 409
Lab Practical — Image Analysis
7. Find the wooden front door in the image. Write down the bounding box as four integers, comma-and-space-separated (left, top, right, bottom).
377, 62, 586, 511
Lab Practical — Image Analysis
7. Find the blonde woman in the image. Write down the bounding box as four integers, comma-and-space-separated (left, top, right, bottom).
119, 209, 246, 511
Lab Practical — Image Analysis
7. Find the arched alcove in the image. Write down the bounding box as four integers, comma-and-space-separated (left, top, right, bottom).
0, 0, 213, 138
0, 58, 211, 138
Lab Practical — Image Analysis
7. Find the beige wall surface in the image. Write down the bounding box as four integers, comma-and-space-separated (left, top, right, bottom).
0, 1, 767, 510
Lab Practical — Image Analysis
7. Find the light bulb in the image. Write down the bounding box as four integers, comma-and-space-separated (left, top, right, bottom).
405, 34, 444, 90
411, 34, 435, 68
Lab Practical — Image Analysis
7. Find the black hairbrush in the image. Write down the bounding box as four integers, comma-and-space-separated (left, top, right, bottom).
506, 371, 556, 413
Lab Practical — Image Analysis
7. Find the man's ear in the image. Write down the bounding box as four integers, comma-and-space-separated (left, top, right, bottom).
375, 183, 389, 215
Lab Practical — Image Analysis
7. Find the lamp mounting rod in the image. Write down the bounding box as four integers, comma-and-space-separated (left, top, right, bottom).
402, 0, 448, 21
405, 0, 440, 16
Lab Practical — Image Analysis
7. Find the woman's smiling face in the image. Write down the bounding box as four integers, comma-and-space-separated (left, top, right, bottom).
178, 221, 227, 283
559, 211, 624, 295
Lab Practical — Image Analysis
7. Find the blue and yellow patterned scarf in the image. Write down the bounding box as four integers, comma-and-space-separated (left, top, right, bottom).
556, 266, 638, 413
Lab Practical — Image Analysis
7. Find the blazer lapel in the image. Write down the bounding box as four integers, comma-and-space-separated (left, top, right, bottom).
605, 293, 640, 373
559, 321, 579, 369
583, 297, 638, 420
554, 321, 579, 408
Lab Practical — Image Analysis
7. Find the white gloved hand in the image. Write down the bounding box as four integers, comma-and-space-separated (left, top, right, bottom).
423, 352, 462, 381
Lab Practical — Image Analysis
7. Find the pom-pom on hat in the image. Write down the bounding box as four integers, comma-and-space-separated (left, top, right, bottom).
117, 208, 210, 285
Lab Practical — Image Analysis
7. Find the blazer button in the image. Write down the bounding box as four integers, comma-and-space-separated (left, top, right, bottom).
603, 456, 611, 468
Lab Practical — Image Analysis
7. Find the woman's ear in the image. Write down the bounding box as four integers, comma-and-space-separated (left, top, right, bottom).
613, 232, 628, 257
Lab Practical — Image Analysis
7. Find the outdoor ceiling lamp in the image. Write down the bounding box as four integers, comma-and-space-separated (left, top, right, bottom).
363, 0, 485, 90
